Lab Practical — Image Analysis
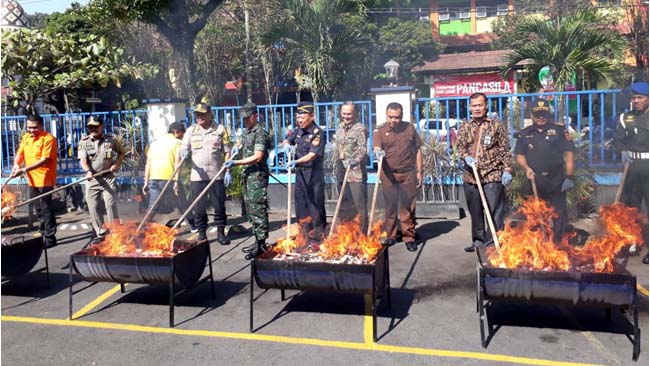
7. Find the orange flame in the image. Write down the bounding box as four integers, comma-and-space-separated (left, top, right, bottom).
320, 217, 384, 262
1, 189, 18, 220
90, 222, 177, 257
488, 198, 645, 273
270, 216, 385, 263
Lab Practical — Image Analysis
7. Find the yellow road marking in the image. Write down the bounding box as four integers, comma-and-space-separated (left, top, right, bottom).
637, 284, 649, 297
1, 315, 605, 366
70, 284, 125, 320
363, 293, 373, 344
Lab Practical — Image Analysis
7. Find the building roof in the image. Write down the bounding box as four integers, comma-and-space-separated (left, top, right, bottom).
413, 49, 529, 74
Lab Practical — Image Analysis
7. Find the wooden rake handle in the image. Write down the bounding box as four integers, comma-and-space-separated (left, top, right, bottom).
614, 162, 629, 204
367, 155, 384, 237
330, 164, 351, 237
471, 164, 501, 250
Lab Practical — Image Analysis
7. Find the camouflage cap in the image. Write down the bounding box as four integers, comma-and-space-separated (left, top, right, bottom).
240, 102, 258, 119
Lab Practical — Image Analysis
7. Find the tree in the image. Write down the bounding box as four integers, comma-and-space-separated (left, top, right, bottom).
500, 8, 627, 93
624, 0, 649, 81
89, 0, 225, 101
377, 18, 441, 82
1, 28, 157, 114
262, 0, 371, 101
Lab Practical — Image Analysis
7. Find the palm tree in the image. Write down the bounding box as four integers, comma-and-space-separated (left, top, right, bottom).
261, 0, 371, 101
501, 8, 627, 93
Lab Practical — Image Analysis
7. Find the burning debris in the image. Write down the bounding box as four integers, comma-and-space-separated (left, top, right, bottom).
86, 222, 178, 257
1, 189, 18, 221
265, 217, 385, 264
487, 198, 645, 273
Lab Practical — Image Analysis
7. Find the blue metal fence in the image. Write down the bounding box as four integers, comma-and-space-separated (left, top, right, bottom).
414, 89, 625, 167
1, 101, 375, 176
0, 91, 625, 177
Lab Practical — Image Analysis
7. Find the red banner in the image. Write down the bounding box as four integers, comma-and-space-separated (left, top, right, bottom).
432, 73, 514, 97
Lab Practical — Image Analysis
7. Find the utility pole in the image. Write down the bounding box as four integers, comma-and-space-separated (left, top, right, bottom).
244, 0, 253, 103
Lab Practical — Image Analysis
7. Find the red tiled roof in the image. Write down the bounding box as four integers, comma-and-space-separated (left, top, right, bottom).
442, 33, 496, 47
413, 49, 528, 74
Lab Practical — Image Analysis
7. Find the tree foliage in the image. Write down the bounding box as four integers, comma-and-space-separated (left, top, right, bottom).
261, 0, 371, 101
88, 0, 225, 101
377, 18, 441, 81
500, 8, 627, 92
1, 28, 157, 114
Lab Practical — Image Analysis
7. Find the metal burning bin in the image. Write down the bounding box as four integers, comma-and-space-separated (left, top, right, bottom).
69, 238, 214, 327
475, 247, 640, 361
250, 247, 391, 341
1, 235, 50, 285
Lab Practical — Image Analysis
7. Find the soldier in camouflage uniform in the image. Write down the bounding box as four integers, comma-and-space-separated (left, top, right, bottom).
224, 103, 272, 260
335, 102, 369, 234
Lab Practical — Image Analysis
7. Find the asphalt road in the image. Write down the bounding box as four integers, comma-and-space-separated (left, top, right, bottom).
2, 203, 648, 366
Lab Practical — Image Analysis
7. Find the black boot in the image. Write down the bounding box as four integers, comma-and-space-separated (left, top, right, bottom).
242, 241, 258, 253
198, 231, 208, 242
245, 240, 267, 260
216, 226, 230, 245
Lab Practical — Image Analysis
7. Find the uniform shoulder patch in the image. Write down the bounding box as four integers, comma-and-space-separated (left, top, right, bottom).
312, 135, 321, 146
313, 127, 320, 134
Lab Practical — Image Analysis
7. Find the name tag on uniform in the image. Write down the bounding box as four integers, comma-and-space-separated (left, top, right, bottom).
483, 134, 492, 146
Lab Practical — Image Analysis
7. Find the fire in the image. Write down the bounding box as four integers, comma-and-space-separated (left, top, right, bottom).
89, 222, 177, 257
487, 198, 645, 273
1, 189, 18, 221
269, 216, 385, 263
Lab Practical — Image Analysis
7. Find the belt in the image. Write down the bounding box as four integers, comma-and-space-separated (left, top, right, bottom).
630, 152, 649, 159
392, 168, 415, 174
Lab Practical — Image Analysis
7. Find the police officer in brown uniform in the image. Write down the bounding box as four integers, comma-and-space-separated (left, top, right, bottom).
373, 102, 423, 252
177, 98, 232, 244
78, 116, 126, 237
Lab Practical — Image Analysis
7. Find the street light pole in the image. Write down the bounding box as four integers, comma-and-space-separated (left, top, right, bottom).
244, 0, 253, 103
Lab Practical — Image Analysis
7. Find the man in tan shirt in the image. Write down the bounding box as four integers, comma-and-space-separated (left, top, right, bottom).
373, 102, 423, 252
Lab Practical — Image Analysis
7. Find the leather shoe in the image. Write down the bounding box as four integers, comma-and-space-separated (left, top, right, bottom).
245, 244, 267, 260
629, 244, 639, 256
464, 245, 476, 253
405, 242, 418, 252
643, 254, 649, 265
198, 231, 208, 242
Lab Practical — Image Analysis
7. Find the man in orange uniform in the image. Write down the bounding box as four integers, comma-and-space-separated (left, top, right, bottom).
10, 114, 58, 248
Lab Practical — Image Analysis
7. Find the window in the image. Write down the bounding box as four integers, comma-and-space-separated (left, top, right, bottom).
476, 6, 487, 18
459, 8, 470, 19
496, 3, 508, 16
439, 9, 450, 21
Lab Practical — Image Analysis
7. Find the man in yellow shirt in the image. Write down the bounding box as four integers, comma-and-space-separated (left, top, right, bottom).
143, 122, 184, 216
10, 114, 58, 248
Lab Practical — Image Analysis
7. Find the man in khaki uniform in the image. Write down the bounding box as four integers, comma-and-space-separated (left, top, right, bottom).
335, 102, 368, 234
177, 99, 232, 244
373, 102, 423, 252
78, 116, 126, 237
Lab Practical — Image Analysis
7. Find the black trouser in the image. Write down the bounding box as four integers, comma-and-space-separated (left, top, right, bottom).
294, 167, 326, 240
191, 180, 226, 233
464, 181, 506, 246
177, 183, 194, 227
29, 186, 57, 247
523, 173, 568, 240
622, 159, 649, 214
336, 161, 368, 234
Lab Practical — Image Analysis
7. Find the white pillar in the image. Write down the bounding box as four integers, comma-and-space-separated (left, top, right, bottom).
370, 86, 417, 126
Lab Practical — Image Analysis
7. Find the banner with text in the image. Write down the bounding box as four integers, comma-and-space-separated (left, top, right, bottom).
432, 73, 514, 97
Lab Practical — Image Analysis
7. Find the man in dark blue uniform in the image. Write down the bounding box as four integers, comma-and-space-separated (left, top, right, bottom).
613, 82, 649, 263
284, 102, 327, 243
514, 98, 575, 240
